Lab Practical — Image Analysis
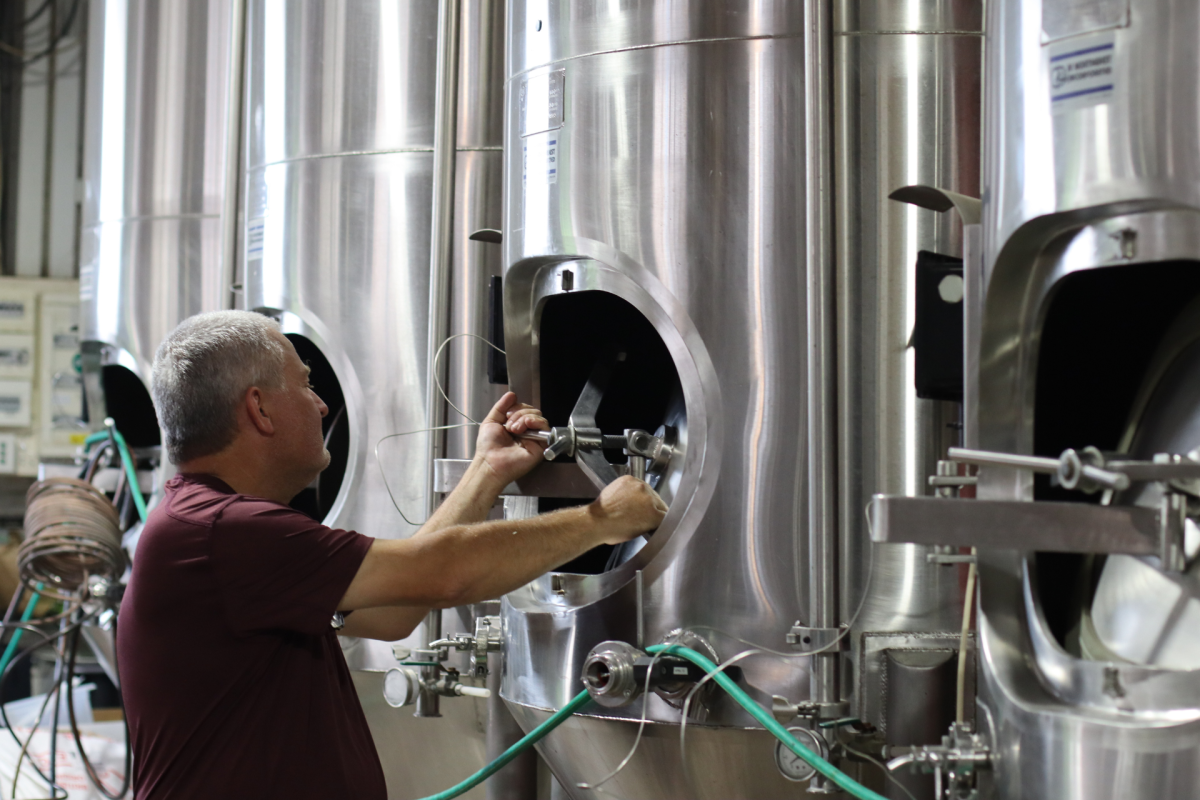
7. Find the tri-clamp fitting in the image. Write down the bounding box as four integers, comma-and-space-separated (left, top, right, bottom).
580, 639, 738, 709
887, 721, 991, 800
519, 349, 676, 491
424, 615, 504, 677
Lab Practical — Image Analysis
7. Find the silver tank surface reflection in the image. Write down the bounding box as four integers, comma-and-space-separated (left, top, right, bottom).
79, 0, 237, 439
966, 0, 1200, 798
499, 3, 823, 797
242, 1, 506, 797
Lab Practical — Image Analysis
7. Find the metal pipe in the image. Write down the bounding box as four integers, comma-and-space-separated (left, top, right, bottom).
486, 662, 538, 800
418, 0, 463, 719
947, 447, 1061, 472
804, 0, 839, 711
39, 0, 58, 278
220, 0, 247, 310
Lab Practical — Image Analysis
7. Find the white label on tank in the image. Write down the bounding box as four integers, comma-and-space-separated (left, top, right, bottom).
247, 218, 266, 262
1049, 32, 1116, 112
523, 134, 558, 186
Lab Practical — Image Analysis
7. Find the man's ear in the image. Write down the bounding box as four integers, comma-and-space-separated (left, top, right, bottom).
245, 386, 275, 436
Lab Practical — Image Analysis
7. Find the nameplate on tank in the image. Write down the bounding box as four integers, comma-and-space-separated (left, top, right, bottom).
520, 70, 565, 137
1048, 32, 1116, 113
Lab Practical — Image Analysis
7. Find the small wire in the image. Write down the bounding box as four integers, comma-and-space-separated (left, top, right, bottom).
2, 0, 83, 65
431, 333, 507, 426
11, 682, 63, 800
838, 730, 918, 800
374, 333, 508, 526
0, 608, 94, 798
576, 634, 685, 792
678, 648, 761, 772
374, 424, 477, 526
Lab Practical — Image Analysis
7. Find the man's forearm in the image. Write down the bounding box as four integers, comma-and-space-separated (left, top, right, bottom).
345, 502, 613, 610
419, 504, 606, 606
418, 457, 506, 534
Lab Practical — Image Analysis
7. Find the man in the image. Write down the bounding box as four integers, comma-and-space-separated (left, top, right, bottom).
117, 310, 667, 799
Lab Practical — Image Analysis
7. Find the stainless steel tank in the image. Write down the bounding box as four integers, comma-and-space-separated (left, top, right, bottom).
499, 3, 835, 797
833, 0, 980, 710
834, 5, 981, 797
975, 0, 1200, 797
78, 0, 238, 444
242, 2, 503, 797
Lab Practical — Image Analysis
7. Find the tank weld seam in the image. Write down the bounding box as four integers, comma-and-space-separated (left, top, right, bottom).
835, 29, 984, 36
81, 213, 219, 226
251, 147, 436, 169
456, 146, 502, 152
509, 31, 805, 79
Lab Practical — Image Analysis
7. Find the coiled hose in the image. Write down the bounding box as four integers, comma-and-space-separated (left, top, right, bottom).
21, 478, 125, 600
415, 643, 885, 800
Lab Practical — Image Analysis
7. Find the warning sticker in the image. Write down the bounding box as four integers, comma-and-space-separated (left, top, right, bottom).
1049, 33, 1116, 112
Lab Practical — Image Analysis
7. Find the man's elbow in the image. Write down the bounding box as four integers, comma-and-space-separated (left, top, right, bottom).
429, 573, 473, 608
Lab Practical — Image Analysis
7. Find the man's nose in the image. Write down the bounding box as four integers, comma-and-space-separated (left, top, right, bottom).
316, 395, 329, 417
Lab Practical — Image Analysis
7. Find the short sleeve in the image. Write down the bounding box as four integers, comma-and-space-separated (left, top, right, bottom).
209, 499, 374, 636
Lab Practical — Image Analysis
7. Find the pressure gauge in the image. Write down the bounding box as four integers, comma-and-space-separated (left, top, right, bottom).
383, 667, 421, 708
774, 726, 827, 783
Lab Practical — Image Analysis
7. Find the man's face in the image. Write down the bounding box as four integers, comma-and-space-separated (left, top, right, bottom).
267, 333, 331, 481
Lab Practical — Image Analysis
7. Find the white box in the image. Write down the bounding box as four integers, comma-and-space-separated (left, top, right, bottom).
38, 294, 85, 457
0, 434, 17, 473
0, 333, 35, 380
0, 380, 32, 428
0, 290, 36, 334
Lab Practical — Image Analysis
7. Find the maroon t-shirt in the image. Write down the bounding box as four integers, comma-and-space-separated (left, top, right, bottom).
117, 473, 385, 800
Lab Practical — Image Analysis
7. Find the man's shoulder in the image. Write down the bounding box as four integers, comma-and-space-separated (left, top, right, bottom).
159, 474, 236, 529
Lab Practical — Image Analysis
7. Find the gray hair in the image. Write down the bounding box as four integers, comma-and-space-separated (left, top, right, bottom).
152, 310, 288, 464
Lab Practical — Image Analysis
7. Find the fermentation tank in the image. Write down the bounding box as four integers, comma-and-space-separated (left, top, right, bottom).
78, 0, 238, 454
863, 0, 1200, 797
242, 1, 507, 796
500, 3, 829, 797
834, 4, 981, 796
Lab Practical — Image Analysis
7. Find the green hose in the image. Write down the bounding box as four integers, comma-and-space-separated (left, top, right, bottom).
0, 583, 43, 679
84, 424, 148, 523
412, 644, 885, 800
647, 644, 887, 800
414, 690, 591, 800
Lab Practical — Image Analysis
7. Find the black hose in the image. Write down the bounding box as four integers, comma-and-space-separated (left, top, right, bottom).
10, 0, 83, 65
66, 623, 131, 799
79, 440, 113, 482
0, 613, 92, 798
23, 0, 55, 26
48, 640, 62, 786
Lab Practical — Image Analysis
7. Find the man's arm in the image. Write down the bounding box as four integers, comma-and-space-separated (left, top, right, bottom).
338, 476, 665, 637
337, 457, 507, 640
340, 392, 605, 640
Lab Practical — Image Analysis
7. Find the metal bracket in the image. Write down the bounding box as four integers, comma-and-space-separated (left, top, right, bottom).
871, 495, 1160, 555
569, 351, 624, 489
787, 624, 850, 652
888, 721, 991, 799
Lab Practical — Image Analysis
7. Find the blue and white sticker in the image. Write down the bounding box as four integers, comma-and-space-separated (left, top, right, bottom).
246, 218, 266, 262
522, 135, 558, 186
1049, 32, 1116, 112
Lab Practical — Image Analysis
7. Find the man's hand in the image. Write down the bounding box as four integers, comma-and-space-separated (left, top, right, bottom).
475, 392, 549, 488
588, 476, 669, 545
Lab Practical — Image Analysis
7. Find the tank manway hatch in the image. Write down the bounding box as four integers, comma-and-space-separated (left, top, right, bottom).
537, 290, 686, 574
